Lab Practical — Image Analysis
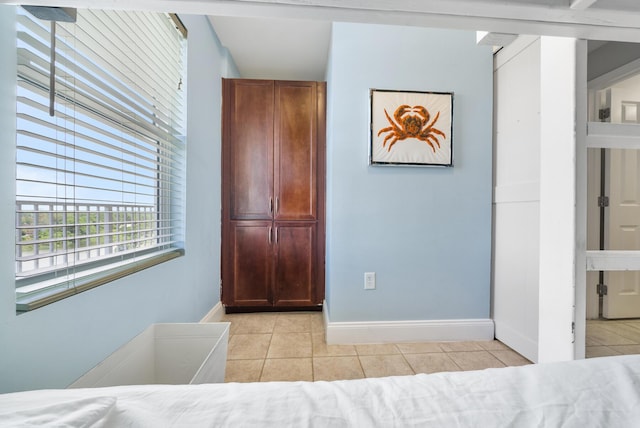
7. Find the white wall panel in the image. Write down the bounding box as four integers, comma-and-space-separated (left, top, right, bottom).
493, 36, 541, 362
493, 35, 580, 363
538, 36, 578, 363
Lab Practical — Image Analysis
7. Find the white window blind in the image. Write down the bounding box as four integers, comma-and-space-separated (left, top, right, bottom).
15, 7, 187, 311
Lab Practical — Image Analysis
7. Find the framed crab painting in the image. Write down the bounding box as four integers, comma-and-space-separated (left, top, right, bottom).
370, 89, 453, 167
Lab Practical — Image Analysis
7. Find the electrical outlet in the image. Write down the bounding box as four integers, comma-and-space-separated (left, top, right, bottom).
364, 272, 376, 290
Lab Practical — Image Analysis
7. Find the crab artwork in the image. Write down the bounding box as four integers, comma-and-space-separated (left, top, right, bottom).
377, 104, 446, 152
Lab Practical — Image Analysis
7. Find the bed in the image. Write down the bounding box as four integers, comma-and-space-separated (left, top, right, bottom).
1, 354, 639, 427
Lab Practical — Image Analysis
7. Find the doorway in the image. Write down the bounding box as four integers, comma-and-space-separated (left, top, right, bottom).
587, 147, 640, 320
585, 52, 640, 357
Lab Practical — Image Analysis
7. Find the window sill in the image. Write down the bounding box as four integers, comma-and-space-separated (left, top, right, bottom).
16, 248, 184, 313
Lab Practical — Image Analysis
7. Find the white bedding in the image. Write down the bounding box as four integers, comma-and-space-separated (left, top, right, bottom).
1, 355, 640, 427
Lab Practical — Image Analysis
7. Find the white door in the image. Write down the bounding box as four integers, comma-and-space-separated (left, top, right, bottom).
604, 148, 640, 318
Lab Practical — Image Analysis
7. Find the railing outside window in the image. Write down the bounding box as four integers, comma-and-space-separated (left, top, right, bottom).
16, 201, 157, 277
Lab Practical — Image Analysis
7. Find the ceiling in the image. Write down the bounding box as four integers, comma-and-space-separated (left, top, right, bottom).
5, 0, 640, 81
208, 16, 331, 81
205, 0, 640, 81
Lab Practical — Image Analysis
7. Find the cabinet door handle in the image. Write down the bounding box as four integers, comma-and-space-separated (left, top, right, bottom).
268, 227, 272, 244
275, 197, 279, 214
275, 227, 278, 244
269, 197, 273, 215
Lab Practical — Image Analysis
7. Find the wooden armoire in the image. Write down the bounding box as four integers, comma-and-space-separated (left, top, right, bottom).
221, 79, 326, 312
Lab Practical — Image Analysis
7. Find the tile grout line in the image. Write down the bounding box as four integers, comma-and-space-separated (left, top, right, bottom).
397, 350, 416, 376
486, 350, 508, 367
260, 319, 276, 381
438, 351, 463, 372
356, 354, 367, 379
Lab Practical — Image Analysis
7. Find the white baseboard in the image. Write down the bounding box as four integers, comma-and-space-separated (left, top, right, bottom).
200, 302, 224, 323
325, 316, 495, 345
204, 301, 494, 345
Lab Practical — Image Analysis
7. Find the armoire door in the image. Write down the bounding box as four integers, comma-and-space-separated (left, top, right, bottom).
227, 221, 273, 307
273, 223, 316, 306
274, 82, 317, 221
227, 79, 274, 221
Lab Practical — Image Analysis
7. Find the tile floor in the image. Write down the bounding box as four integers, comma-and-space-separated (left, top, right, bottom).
220, 311, 531, 383
586, 319, 640, 358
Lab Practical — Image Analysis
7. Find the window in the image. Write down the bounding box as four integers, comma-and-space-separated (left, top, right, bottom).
15, 7, 187, 311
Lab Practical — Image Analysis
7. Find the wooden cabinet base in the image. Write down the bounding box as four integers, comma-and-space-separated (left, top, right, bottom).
224, 305, 323, 314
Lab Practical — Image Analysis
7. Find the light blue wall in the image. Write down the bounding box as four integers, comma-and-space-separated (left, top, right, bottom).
325, 22, 493, 322
0, 9, 237, 393
0, 13, 494, 392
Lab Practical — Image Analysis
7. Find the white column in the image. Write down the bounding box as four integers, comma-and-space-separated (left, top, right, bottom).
574, 40, 588, 360
538, 36, 578, 362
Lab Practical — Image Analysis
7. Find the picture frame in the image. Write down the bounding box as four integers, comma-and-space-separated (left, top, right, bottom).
370, 89, 454, 167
